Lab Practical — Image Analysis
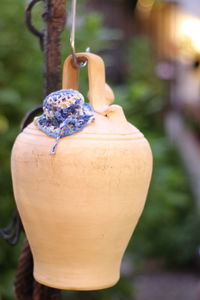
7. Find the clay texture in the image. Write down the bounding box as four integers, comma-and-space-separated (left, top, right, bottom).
11, 53, 153, 290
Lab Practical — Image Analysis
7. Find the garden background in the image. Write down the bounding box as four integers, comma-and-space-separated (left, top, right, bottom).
1, 0, 200, 299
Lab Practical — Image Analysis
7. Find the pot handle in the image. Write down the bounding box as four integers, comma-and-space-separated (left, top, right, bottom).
62, 52, 114, 113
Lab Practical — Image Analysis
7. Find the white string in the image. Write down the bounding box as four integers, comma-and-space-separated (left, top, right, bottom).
69, 0, 89, 68
70, 0, 77, 56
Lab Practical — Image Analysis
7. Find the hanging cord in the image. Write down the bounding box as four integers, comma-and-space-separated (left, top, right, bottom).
70, 0, 78, 67
70, 0, 88, 68
14, 240, 34, 300
14, 240, 60, 300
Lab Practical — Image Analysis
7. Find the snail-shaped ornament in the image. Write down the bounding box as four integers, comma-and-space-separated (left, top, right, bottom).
11, 53, 153, 290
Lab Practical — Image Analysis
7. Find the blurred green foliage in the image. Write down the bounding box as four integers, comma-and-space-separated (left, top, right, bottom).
0, 1, 200, 300
0, 1, 43, 299
115, 36, 200, 268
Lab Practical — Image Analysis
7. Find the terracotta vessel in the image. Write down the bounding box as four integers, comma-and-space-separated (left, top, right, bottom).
11, 53, 153, 290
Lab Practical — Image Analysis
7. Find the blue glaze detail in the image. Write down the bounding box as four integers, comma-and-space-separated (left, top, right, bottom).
34, 89, 95, 154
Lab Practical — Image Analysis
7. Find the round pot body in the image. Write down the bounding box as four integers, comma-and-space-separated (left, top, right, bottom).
11, 110, 152, 290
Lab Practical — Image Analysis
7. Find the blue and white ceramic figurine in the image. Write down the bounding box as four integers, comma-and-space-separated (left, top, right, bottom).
34, 89, 95, 154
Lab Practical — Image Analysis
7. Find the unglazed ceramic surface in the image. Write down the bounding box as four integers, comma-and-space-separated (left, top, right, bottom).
11, 53, 153, 290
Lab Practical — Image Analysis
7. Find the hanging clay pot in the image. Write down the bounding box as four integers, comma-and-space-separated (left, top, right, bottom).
11, 53, 153, 290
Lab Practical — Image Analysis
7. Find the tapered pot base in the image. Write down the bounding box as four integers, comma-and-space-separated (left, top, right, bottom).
34, 273, 120, 291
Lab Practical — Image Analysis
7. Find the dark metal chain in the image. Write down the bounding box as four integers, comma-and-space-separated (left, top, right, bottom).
25, 0, 66, 95
0, 211, 23, 246
25, 0, 44, 50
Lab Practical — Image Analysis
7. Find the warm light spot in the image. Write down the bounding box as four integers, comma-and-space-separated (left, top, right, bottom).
179, 16, 200, 52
